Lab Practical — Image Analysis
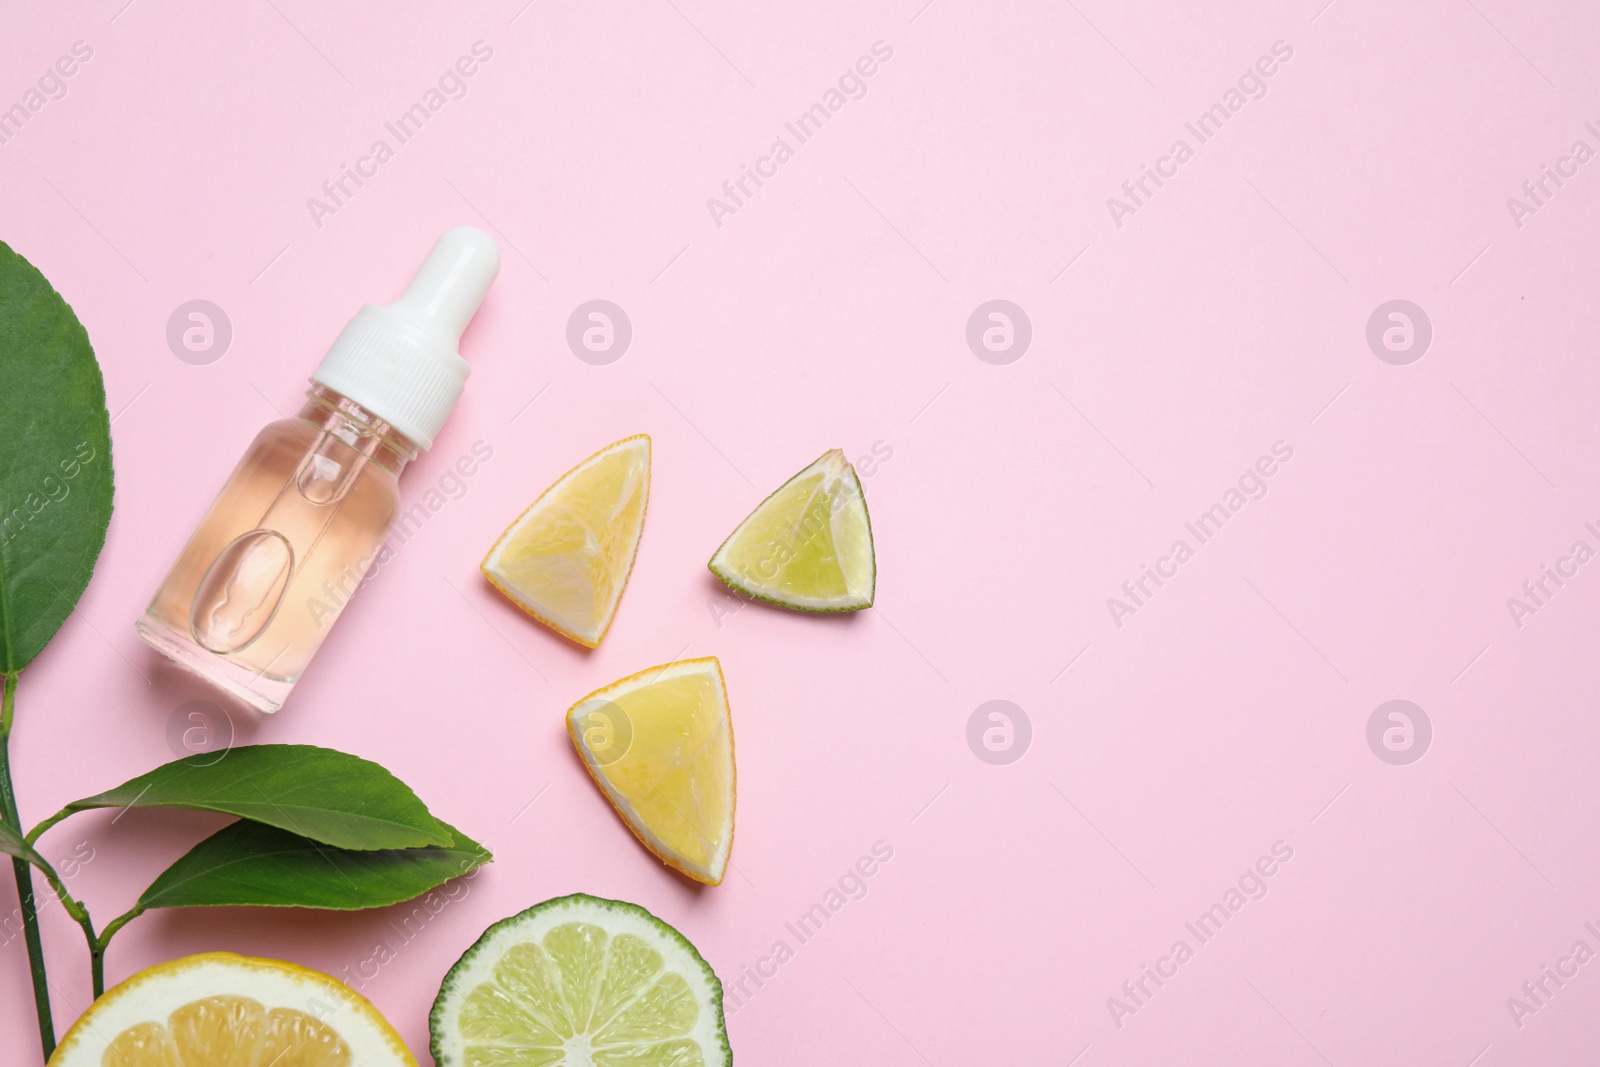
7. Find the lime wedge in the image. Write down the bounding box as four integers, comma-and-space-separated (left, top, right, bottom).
430, 894, 730, 1067
708, 448, 874, 612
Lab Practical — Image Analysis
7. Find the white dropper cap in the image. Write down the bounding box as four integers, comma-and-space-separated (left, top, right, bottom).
312, 227, 501, 451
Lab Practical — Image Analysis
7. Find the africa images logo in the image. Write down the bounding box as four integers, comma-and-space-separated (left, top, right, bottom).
705, 41, 895, 228
1106, 841, 1295, 1029
306, 42, 495, 228
1105, 41, 1294, 229
1106, 442, 1294, 628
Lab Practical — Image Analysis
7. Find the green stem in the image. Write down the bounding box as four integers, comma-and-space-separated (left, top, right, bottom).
19, 789, 108, 999
97, 909, 139, 948
95, 908, 141, 993
28, 848, 101, 997
0, 671, 55, 1061
24, 807, 72, 848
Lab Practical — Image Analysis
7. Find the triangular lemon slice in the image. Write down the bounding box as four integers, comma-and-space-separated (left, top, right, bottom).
567, 658, 736, 886
709, 448, 875, 612
481, 435, 650, 648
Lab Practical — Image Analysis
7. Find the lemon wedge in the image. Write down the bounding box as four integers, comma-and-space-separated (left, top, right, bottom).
482, 435, 650, 648
48, 952, 414, 1066
567, 658, 735, 886
709, 448, 874, 612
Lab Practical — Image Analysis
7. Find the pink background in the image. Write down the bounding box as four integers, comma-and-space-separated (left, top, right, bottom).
5, 1, 1600, 1063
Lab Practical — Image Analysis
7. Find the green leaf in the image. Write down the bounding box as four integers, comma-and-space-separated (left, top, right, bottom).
0, 241, 114, 673
0, 819, 43, 868
135, 819, 492, 912
64, 744, 455, 850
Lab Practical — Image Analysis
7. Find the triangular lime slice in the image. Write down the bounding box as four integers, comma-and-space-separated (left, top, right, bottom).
708, 449, 874, 612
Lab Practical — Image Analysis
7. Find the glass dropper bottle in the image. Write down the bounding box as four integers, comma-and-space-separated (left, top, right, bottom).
137, 227, 500, 712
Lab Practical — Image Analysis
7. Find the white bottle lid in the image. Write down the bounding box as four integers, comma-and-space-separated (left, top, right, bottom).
312, 227, 501, 451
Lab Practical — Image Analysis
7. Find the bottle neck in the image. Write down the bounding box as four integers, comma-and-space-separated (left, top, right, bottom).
296, 385, 419, 477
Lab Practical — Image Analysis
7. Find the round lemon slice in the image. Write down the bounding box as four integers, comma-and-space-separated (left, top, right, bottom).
709, 448, 875, 612
430, 893, 731, 1067
482, 435, 650, 648
567, 657, 735, 886
48, 952, 415, 1066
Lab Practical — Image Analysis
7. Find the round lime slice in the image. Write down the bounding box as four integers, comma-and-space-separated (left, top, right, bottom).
430, 893, 731, 1067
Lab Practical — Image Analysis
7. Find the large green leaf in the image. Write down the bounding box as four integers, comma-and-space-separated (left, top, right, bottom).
0, 818, 43, 868
135, 819, 492, 912
65, 744, 454, 850
0, 241, 114, 672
